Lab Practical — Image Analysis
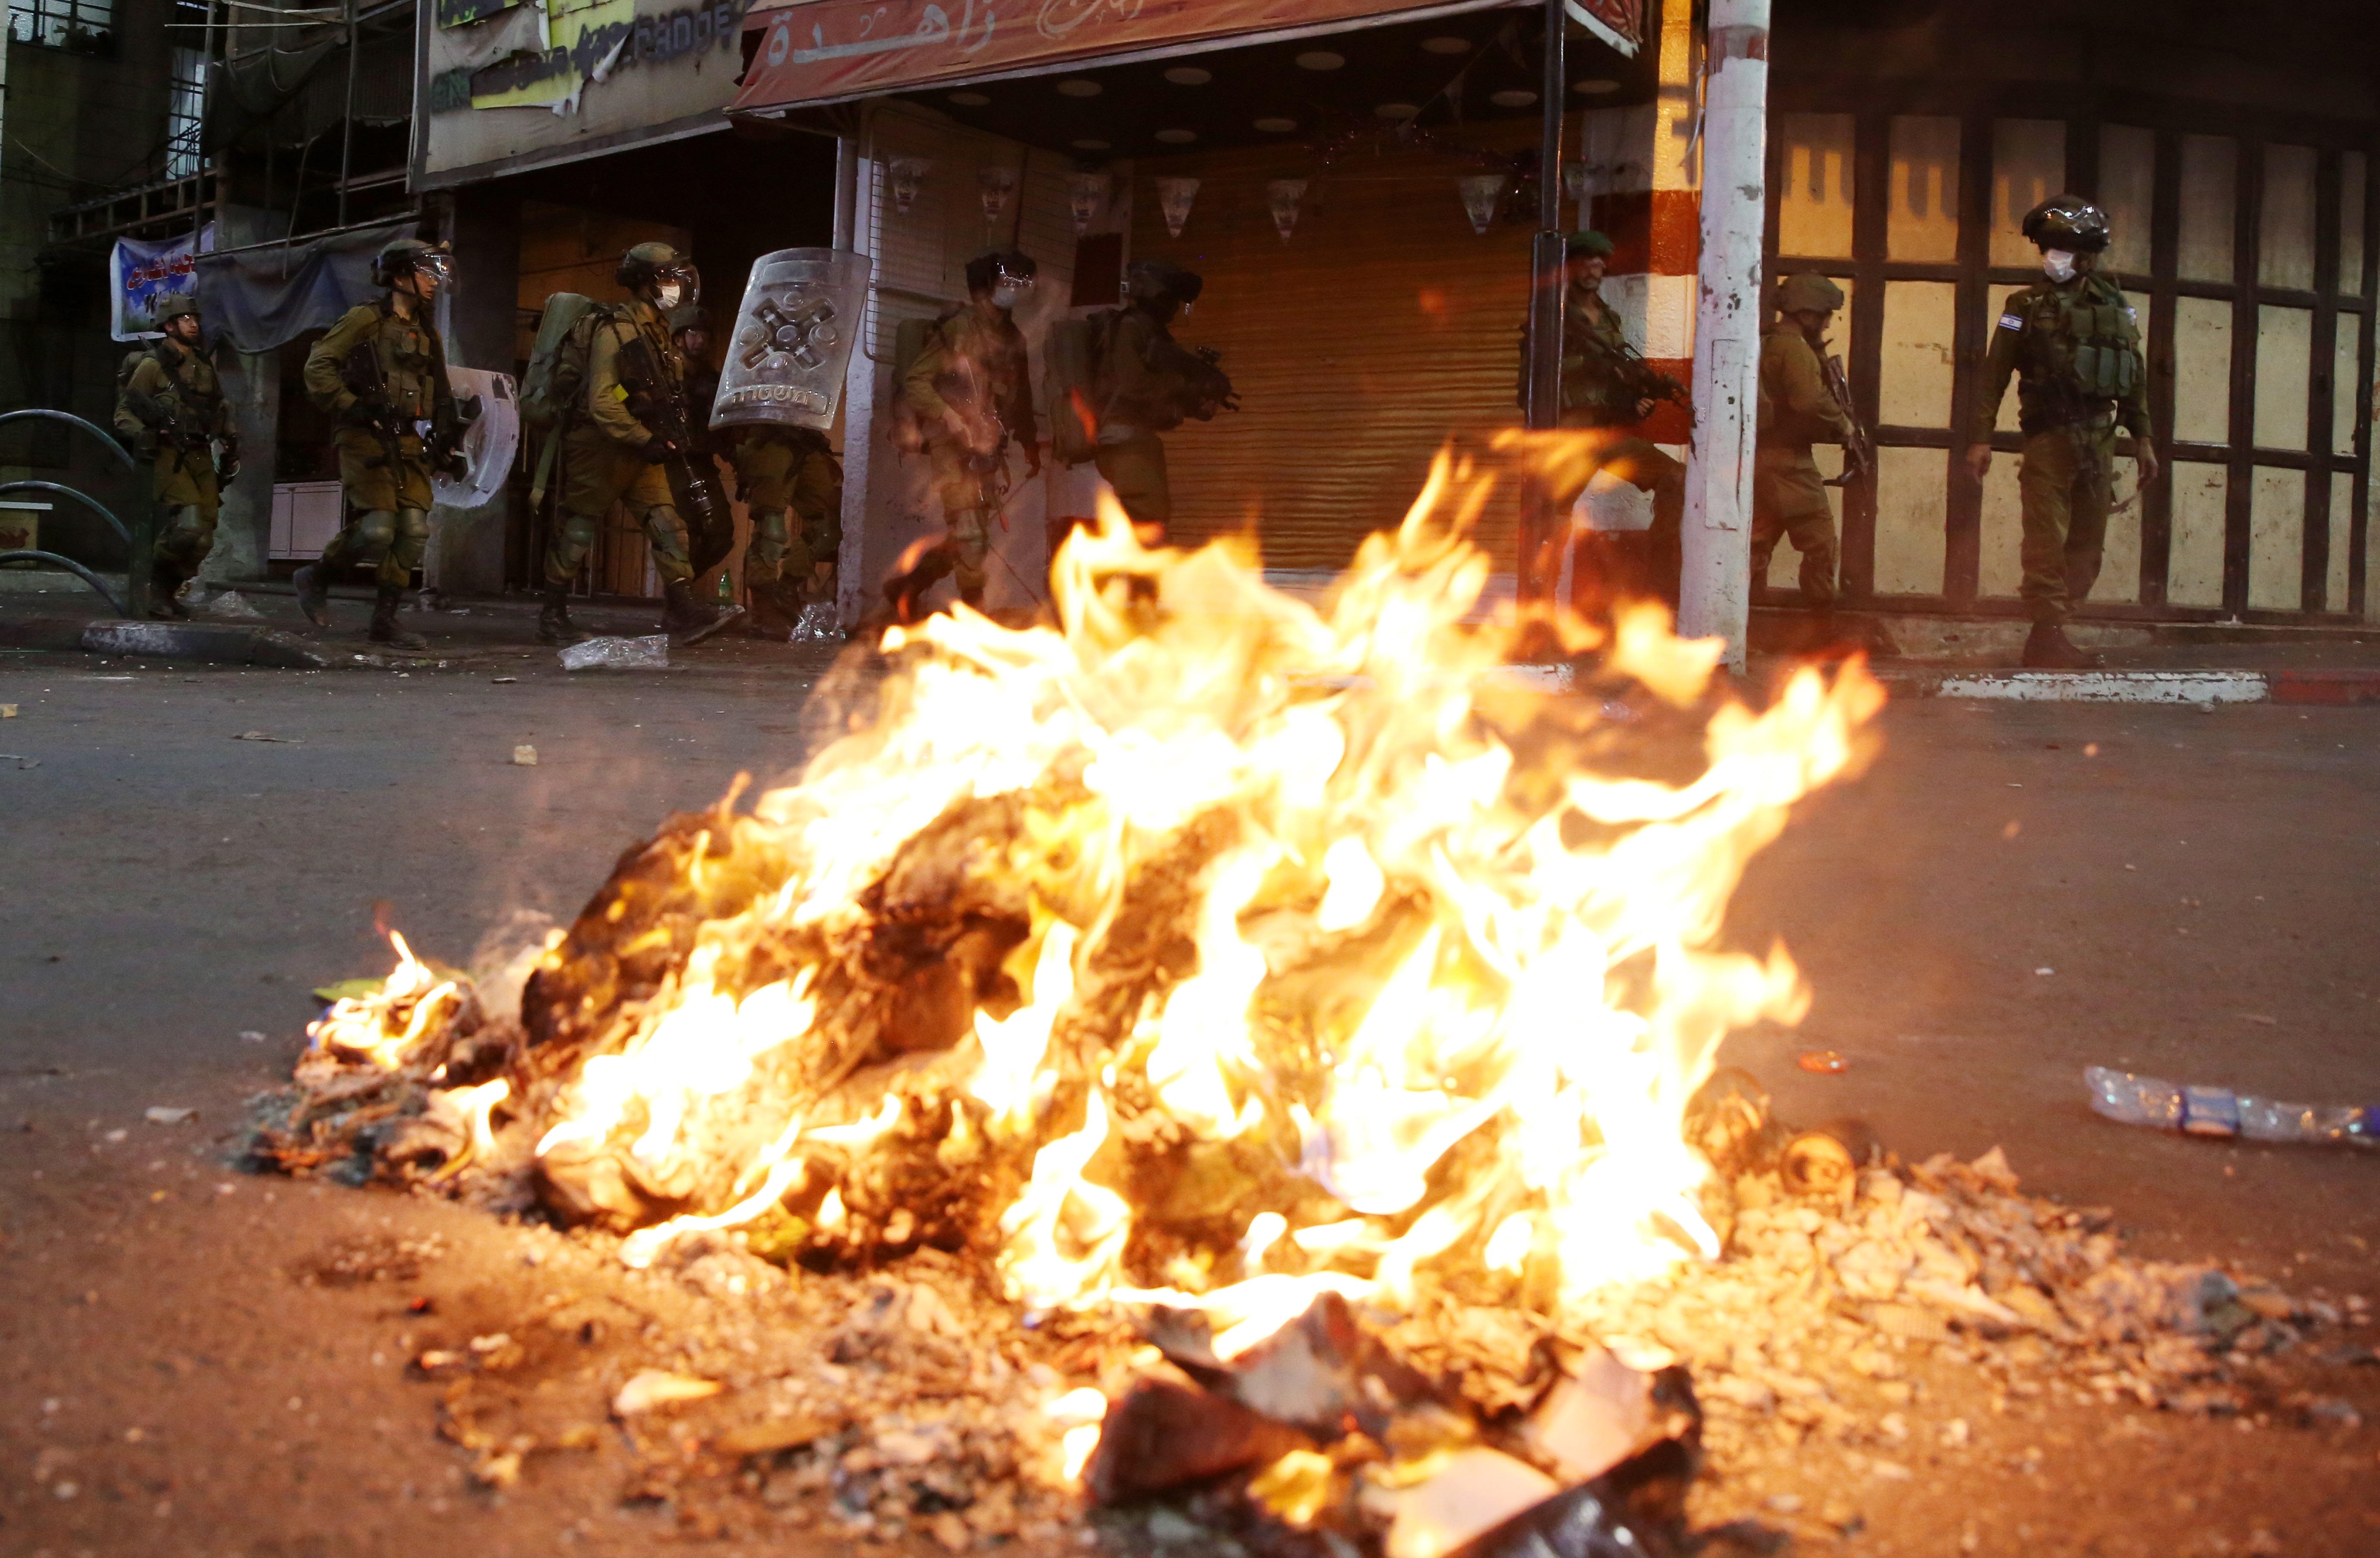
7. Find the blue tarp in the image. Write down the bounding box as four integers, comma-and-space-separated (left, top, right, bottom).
193, 218, 417, 355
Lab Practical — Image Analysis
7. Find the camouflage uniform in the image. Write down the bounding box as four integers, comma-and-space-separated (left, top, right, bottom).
731, 425, 842, 602
1093, 307, 1196, 535
1970, 274, 2152, 627
1752, 322, 1856, 608
302, 297, 458, 587
549, 298, 696, 589
113, 333, 234, 602
901, 305, 1035, 604
1553, 278, 1685, 612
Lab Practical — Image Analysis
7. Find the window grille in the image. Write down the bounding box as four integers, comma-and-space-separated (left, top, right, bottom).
6, 0, 114, 51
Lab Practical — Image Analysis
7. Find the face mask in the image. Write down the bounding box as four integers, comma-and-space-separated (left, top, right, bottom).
2042, 249, 2077, 284
991, 284, 1022, 309
655, 283, 683, 309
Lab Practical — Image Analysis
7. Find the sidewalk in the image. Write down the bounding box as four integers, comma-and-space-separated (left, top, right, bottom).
0, 579, 855, 678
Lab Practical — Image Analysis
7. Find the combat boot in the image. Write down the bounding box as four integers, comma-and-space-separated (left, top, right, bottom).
744, 580, 793, 640
367, 584, 427, 650
536, 585, 588, 646
2021, 621, 2101, 670
661, 577, 742, 646
882, 542, 954, 626
147, 564, 190, 620
293, 560, 333, 627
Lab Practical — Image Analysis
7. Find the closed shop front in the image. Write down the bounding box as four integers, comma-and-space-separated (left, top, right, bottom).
739, 0, 1650, 604
1766, 6, 2379, 623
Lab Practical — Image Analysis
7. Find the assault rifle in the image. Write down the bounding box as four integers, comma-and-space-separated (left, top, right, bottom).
1600, 334, 1693, 427
341, 341, 411, 478
1167, 341, 1239, 421
426, 393, 483, 481
1820, 352, 1874, 488
618, 334, 724, 530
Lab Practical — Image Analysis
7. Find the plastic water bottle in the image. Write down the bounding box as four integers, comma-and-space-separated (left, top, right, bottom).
2085, 1066, 2379, 1146
2085, 1066, 2182, 1129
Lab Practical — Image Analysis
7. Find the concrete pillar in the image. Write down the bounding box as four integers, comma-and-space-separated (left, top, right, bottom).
203, 349, 278, 584
1678, 0, 1769, 666
428, 185, 521, 596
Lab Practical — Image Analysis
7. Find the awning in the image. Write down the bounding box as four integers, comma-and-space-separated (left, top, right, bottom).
733, 0, 1548, 115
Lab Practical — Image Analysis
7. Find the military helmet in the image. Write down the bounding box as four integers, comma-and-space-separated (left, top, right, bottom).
1776, 272, 1845, 315
964, 248, 1038, 295
619, 241, 701, 302
152, 292, 199, 326
665, 303, 708, 336
1564, 230, 1615, 259
1124, 258, 1202, 307
2020, 195, 2111, 254
373, 237, 453, 289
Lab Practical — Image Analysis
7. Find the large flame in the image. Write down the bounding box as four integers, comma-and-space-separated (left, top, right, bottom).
522, 455, 1881, 1339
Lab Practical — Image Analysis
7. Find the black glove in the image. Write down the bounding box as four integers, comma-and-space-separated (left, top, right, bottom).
642, 434, 684, 462
340, 398, 391, 431
217, 451, 241, 483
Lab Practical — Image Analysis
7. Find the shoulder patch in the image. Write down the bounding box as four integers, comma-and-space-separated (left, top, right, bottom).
1997, 312, 2025, 331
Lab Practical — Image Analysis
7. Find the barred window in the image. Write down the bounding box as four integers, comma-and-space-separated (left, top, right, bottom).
7, 0, 115, 50
165, 44, 206, 178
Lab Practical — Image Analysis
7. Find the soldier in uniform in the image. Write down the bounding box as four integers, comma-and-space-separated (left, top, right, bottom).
1966, 196, 2158, 669
539, 242, 735, 646
1092, 259, 1208, 545
112, 292, 237, 618
667, 304, 737, 590
883, 249, 1041, 623
1753, 272, 1858, 617
727, 415, 842, 638
1541, 230, 1686, 615
294, 238, 461, 649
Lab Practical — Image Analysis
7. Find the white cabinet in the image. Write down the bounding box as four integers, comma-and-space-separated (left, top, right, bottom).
269, 481, 344, 560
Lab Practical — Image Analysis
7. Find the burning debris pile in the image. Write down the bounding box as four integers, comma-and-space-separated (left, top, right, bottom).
245, 492, 2339, 1550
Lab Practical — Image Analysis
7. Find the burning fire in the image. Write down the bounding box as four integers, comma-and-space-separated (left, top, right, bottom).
326, 452, 1881, 1354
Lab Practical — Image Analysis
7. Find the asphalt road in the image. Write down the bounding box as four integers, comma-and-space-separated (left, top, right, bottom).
0, 627, 2376, 1555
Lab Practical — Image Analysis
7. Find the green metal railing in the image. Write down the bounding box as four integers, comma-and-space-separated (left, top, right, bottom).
0, 409, 152, 617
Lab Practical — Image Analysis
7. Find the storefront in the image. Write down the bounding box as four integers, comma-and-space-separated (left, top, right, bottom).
1760, 2, 2378, 625
734, 0, 1652, 617
411, 0, 837, 597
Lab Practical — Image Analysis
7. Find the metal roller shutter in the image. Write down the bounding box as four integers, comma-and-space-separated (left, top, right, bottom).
1127, 126, 1537, 573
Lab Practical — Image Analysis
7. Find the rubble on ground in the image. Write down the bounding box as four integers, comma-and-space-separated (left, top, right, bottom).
246, 994, 2355, 1552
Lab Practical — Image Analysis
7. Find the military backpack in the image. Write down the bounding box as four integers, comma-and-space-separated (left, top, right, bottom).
521, 293, 626, 505
520, 293, 619, 435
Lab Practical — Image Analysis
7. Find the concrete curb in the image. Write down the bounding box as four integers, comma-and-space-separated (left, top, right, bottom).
1886, 667, 2380, 706
79, 619, 474, 671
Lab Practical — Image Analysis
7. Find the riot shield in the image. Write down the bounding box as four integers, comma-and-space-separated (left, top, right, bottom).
712, 249, 872, 434
430, 366, 520, 510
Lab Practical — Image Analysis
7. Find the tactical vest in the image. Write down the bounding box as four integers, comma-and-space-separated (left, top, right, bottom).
141, 343, 225, 443
345, 304, 447, 421
2022, 277, 2141, 404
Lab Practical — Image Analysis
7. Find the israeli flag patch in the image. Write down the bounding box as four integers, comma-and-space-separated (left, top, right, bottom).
1997, 312, 2025, 331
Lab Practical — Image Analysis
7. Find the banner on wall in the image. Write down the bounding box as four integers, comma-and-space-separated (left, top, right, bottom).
110, 226, 215, 342
734, 0, 1520, 114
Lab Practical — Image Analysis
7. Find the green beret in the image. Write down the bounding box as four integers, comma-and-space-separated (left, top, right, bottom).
1563, 230, 1614, 259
